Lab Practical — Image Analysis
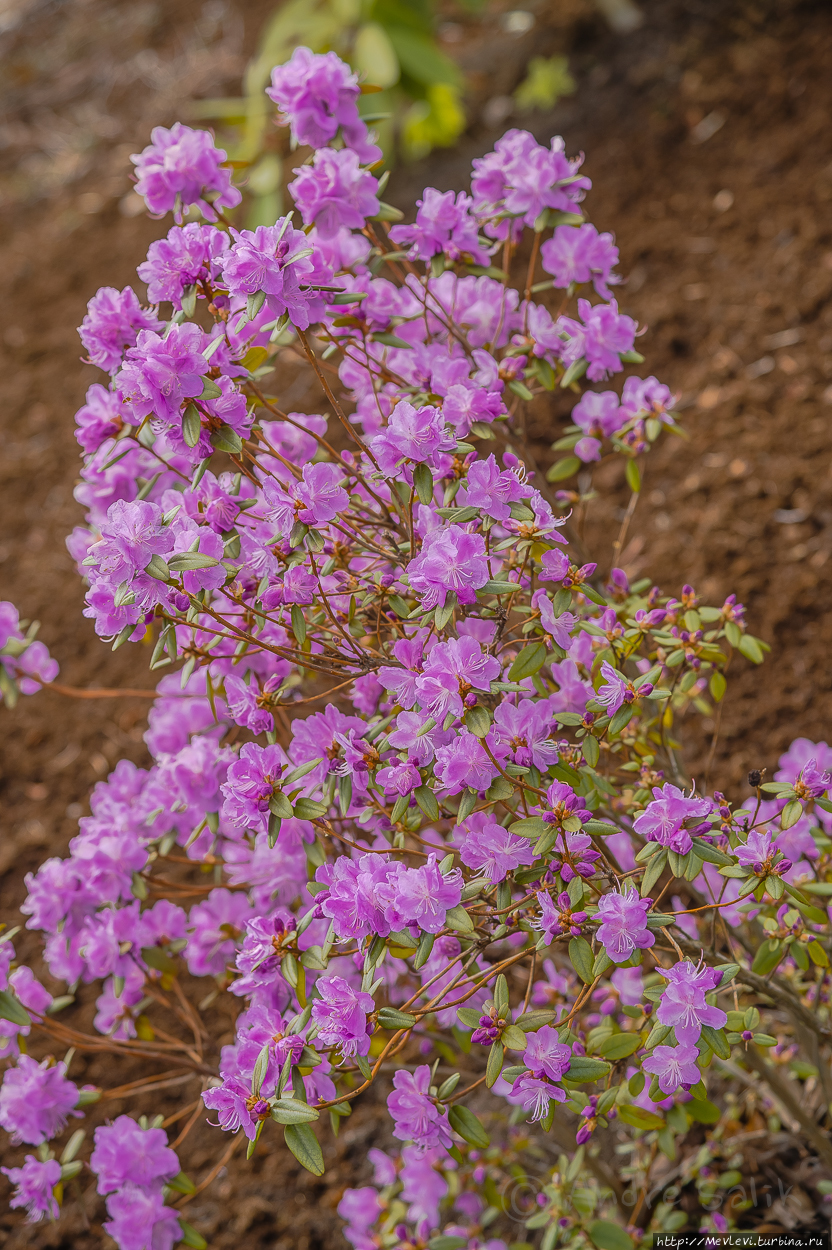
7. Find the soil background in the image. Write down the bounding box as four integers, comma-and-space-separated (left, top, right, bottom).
0, 0, 831, 1245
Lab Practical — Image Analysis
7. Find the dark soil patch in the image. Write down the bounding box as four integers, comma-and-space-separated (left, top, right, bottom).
1, 0, 831, 1245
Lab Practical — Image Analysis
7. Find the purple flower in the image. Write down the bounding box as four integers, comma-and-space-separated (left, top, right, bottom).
471, 129, 590, 234
736, 829, 775, 872
74, 384, 122, 454
572, 389, 623, 439
535, 891, 589, 941
642, 1042, 701, 1094
131, 122, 241, 221
596, 661, 630, 715
524, 1025, 572, 1080
390, 188, 489, 265
90, 1115, 179, 1193
377, 633, 427, 710
216, 221, 326, 331
510, 1072, 566, 1122
415, 636, 501, 721
793, 757, 832, 800
407, 524, 490, 610
338, 1187, 381, 1240
633, 783, 713, 855
221, 742, 289, 836
532, 591, 578, 651
400, 1145, 449, 1226
0, 1056, 79, 1145
370, 400, 455, 479
267, 46, 380, 163
102, 1183, 182, 1250
491, 699, 559, 771
458, 812, 535, 882
541, 224, 620, 300
185, 888, 252, 978
433, 731, 500, 796
1, 1156, 61, 1223
203, 1075, 264, 1139
263, 462, 349, 534
561, 299, 637, 383
78, 286, 162, 374
539, 548, 570, 584
619, 375, 677, 424
290, 148, 379, 238
656, 961, 727, 1044
311, 975, 375, 1057
115, 323, 207, 427
387, 1064, 452, 1152
595, 886, 655, 963
137, 222, 229, 307
381, 854, 462, 934
317, 854, 396, 940
457, 454, 528, 522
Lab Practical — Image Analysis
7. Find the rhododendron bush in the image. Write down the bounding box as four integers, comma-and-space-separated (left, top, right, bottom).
2, 44, 832, 1250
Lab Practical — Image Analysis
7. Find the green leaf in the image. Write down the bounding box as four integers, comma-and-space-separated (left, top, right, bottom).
592, 949, 613, 979
508, 816, 548, 839
414, 784, 440, 821
709, 670, 727, 702
686, 1098, 721, 1124
210, 423, 243, 455
270, 1097, 319, 1125
293, 797, 327, 820
598, 1032, 641, 1061
448, 1103, 489, 1147
617, 1103, 665, 1131
199, 376, 222, 401
569, 936, 594, 985
780, 798, 803, 829
167, 551, 220, 572
508, 379, 534, 401
464, 705, 492, 738
386, 26, 461, 86
589, 1219, 634, 1250
609, 704, 634, 736
0, 990, 30, 1027
502, 1024, 527, 1051
546, 455, 580, 482
582, 735, 600, 768
625, 459, 641, 493
689, 837, 732, 866
290, 604, 306, 644
246, 290, 266, 321
738, 634, 765, 664
515, 1010, 555, 1031
509, 641, 548, 681
584, 820, 620, 836
457, 1007, 483, 1029
181, 403, 202, 448
140, 946, 178, 975
641, 847, 667, 896
480, 579, 519, 595
283, 1122, 325, 1175
445, 904, 474, 934
751, 938, 785, 976
178, 1220, 208, 1249
377, 1007, 417, 1029
485, 1040, 504, 1087
413, 461, 434, 505
564, 1057, 611, 1084
700, 1025, 731, 1059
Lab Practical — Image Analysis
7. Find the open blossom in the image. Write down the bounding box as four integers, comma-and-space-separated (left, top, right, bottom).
642, 1042, 701, 1094
415, 636, 501, 721
407, 525, 490, 610
290, 147, 379, 237
492, 699, 559, 771
457, 454, 528, 521
79, 286, 162, 373
434, 731, 500, 795
311, 975, 375, 1057
524, 1025, 572, 1081
620, 375, 677, 424
535, 890, 589, 941
1, 1156, 61, 1223
595, 886, 655, 963
370, 400, 455, 478
0, 1056, 79, 1145
510, 1072, 566, 1122
656, 961, 727, 1044
215, 220, 326, 330
541, 223, 620, 299
380, 854, 463, 934
387, 1065, 452, 1152
74, 384, 122, 454
317, 854, 395, 940
264, 461, 349, 533
736, 829, 774, 870
595, 660, 647, 715
137, 222, 228, 307
115, 323, 207, 427
90, 1116, 179, 1193
221, 742, 289, 835
103, 1183, 182, 1250
267, 46, 380, 163
458, 812, 535, 882
471, 129, 590, 233
390, 188, 489, 265
633, 784, 713, 855
131, 122, 241, 221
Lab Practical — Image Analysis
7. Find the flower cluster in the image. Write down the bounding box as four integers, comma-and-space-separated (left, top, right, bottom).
1, 43, 828, 1250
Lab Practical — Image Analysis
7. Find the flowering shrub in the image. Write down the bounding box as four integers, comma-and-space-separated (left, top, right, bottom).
2, 43, 831, 1250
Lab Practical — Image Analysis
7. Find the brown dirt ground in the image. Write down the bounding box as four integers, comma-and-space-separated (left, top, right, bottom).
1, 0, 831, 1245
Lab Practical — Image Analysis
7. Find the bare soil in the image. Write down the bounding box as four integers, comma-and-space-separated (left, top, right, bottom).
1, 0, 831, 1245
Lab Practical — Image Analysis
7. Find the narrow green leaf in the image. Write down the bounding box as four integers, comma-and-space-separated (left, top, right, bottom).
448, 1104, 489, 1147
283, 1122, 325, 1174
